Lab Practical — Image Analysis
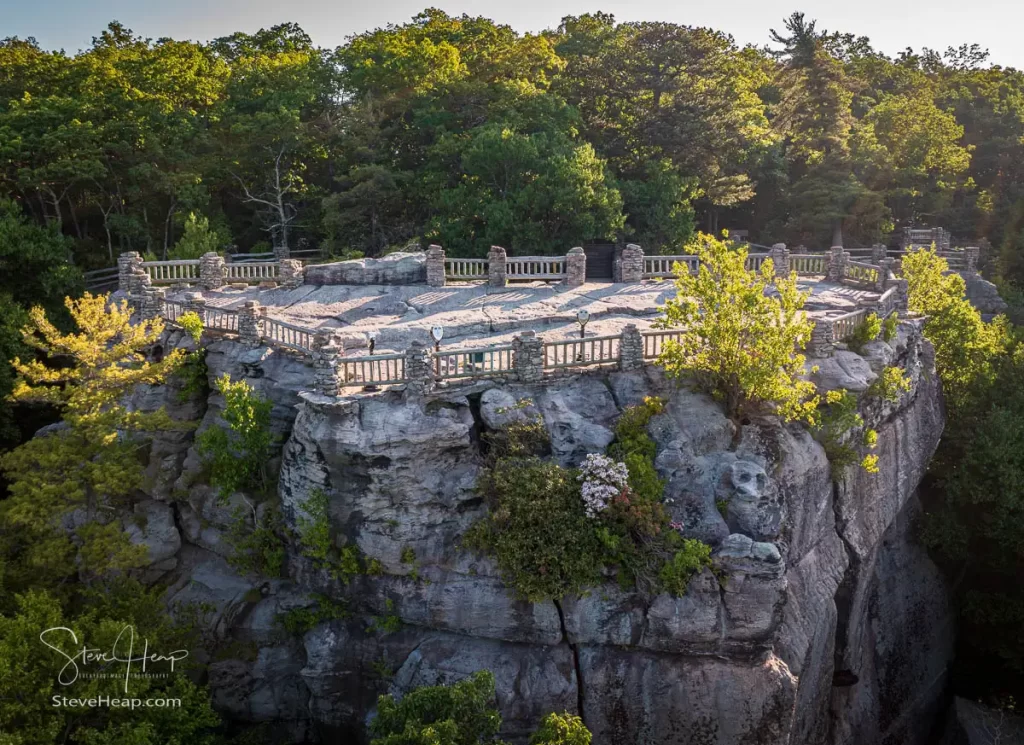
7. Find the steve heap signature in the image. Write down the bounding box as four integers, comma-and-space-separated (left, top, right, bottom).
39, 626, 189, 693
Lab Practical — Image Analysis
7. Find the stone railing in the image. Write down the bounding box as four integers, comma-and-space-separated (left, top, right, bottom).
844, 260, 880, 288
643, 255, 699, 278
117, 252, 304, 293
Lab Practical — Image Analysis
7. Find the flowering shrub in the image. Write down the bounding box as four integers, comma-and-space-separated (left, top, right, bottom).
578, 453, 629, 517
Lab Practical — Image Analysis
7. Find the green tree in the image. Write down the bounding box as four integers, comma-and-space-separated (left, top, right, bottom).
0, 293, 185, 588
655, 232, 817, 422
168, 212, 226, 260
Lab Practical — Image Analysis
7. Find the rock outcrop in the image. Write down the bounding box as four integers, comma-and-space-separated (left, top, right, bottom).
304, 252, 427, 286
135, 319, 951, 744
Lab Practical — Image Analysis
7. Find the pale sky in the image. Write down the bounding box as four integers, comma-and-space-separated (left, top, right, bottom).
3, 0, 1023, 69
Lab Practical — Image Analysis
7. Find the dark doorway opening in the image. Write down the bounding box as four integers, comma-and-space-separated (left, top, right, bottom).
583, 243, 615, 281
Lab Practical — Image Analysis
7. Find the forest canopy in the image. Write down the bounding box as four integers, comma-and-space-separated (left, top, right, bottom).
2, 9, 1024, 277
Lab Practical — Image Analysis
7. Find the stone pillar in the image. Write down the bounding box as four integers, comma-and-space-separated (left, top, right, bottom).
279, 259, 305, 288
871, 243, 887, 264
826, 246, 847, 282
511, 331, 544, 383
965, 246, 980, 274
238, 301, 263, 346
876, 258, 895, 292
404, 340, 435, 395
183, 293, 207, 324
807, 318, 834, 358
892, 278, 909, 312
312, 331, 342, 397
770, 243, 790, 277
618, 324, 644, 371
199, 252, 226, 290
620, 244, 644, 283
273, 244, 290, 260
488, 246, 507, 288
141, 288, 166, 321
426, 245, 446, 287
118, 251, 144, 293
566, 247, 586, 287
126, 267, 153, 297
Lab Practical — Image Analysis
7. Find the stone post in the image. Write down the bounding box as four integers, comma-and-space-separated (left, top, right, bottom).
871, 243, 887, 264
965, 246, 980, 274
184, 293, 207, 324
118, 251, 144, 294
892, 278, 909, 312
620, 244, 644, 283
618, 324, 644, 371
238, 301, 263, 346
404, 340, 435, 395
199, 252, 226, 290
511, 331, 544, 383
312, 331, 342, 396
141, 288, 166, 321
826, 246, 847, 282
488, 246, 508, 287
273, 244, 290, 260
876, 258, 895, 292
279, 259, 305, 288
426, 245, 446, 287
807, 318, 834, 358
566, 247, 586, 287
769, 243, 790, 277
126, 267, 153, 297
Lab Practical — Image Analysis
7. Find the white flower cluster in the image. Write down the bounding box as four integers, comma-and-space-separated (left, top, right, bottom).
578, 453, 630, 518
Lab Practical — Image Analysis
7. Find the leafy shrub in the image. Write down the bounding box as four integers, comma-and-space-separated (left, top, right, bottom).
277, 594, 349, 635
659, 539, 713, 596
176, 349, 208, 402
226, 502, 287, 577
177, 310, 204, 343
607, 396, 666, 502
812, 389, 878, 473
867, 365, 911, 402
473, 457, 603, 601
483, 399, 550, 461
400, 546, 416, 563
881, 313, 899, 342
368, 598, 402, 636
655, 232, 817, 422
849, 312, 882, 352
170, 212, 226, 260
196, 374, 273, 500
369, 670, 503, 745
530, 713, 592, 745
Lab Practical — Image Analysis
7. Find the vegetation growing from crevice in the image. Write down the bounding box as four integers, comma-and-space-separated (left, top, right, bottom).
277, 593, 350, 635
848, 312, 882, 353
812, 389, 880, 474
466, 399, 711, 601
196, 373, 273, 501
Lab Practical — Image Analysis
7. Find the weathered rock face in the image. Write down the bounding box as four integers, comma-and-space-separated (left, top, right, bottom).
141, 320, 951, 744
304, 252, 426, 286
961, 273, 1008, 316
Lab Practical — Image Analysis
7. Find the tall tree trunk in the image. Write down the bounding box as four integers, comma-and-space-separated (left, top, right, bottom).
832, 221, 843, 248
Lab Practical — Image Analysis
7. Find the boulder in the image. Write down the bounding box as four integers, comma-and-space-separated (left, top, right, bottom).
304, 252, 427, 285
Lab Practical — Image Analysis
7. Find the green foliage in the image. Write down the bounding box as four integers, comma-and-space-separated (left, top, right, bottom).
849, 312, 882, 352
470, 457, 603, 601
867, 366, 912, 402
176, 349, 209, 402
607, 397, 666, 502
294, 488, 368, 583
882, 313, 899, 342
659, 540, 713, 597
277, 594, 349, 635
178, 311, 204, 343
529, 713, 591, 745
655, 233, 817, 422
196, 374, 273, 500
0, 294, 186, 587
401, 546, 416, 564
368, 599, 402, 636
901, 248, 1012, 416
225, 502, 287, 578
369, 670, 505, 745
812, 389, 879, 474
170, 213, 226, 260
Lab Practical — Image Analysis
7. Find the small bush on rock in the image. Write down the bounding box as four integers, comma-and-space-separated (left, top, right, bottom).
530, 713, 591, 745
659, 539, 713, 596
849, 312, 882, 352
197, 374, 273, 501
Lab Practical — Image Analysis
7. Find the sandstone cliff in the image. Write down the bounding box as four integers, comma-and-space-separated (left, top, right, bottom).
129, 320, 952, 744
